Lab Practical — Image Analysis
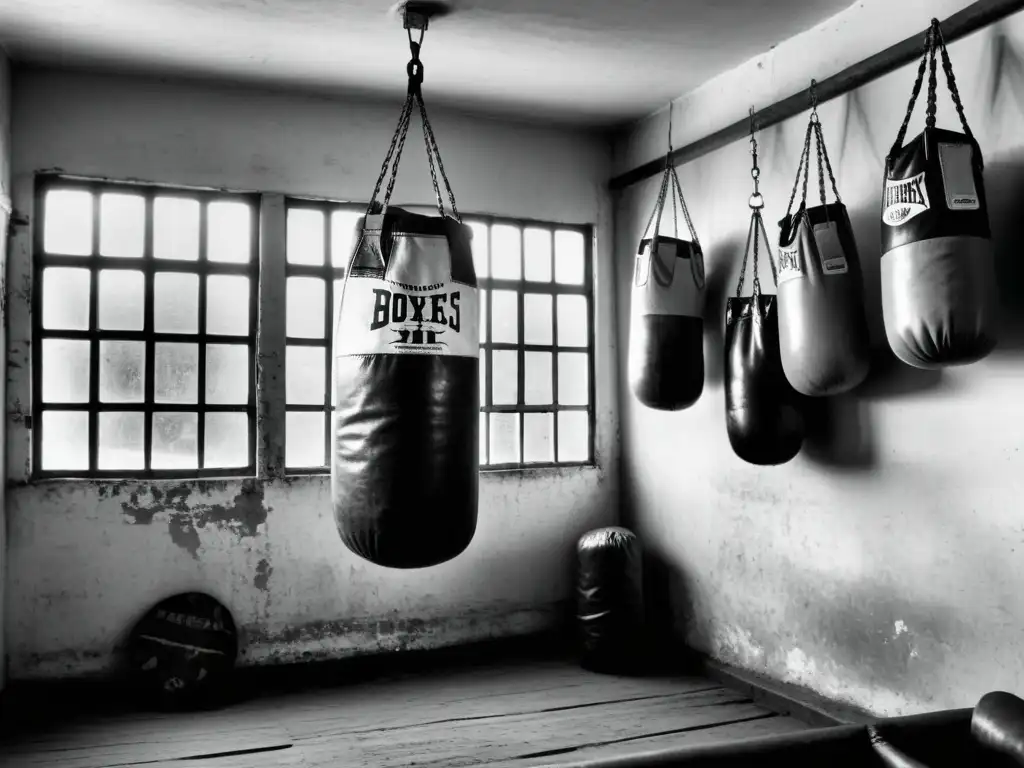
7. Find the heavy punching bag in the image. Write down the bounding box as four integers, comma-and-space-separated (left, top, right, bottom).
725, 122, 804, 466
777, 91, 871, 396
881, 19, 998, 369
628, 116, 706, 410
333, 22, 478, 569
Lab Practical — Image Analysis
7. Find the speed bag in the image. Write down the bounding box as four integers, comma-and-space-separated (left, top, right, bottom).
627, 236, 706, 410
881, 129, 998, 369
725, 296, 804, 466
126, 592, 238, 711
776, 203, 871, 396
333, 206, 479, 569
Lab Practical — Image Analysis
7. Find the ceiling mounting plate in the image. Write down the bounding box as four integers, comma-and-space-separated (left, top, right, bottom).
392, 1, 453, 31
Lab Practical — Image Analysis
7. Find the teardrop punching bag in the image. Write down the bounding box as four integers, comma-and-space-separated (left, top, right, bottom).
333, 23, 479, 569
776, 95, 871, 396
627, 128, 706, 411
725, 125, 804, 466
881, 19, 998, 369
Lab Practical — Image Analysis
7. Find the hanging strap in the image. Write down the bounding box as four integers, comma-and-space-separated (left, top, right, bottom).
639, 106, 702, 253
366, 27, 461, 221
889, 18, 979, 171
784, 81, 843, 223
735, 110, 778, 307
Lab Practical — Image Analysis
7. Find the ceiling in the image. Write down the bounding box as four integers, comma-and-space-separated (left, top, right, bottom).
0, 0, 856, 128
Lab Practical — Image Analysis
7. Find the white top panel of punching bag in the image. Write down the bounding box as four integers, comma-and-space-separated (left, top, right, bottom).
336, 234, 479, 359
632, 241, 704, 318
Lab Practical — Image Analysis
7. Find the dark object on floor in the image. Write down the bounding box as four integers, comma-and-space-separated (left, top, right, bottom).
973, 691, 1024, 765
126, 592, 238, 711
576, 526, 645, 674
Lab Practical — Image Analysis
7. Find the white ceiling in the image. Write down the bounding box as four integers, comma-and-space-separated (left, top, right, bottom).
0, 0, 856, 128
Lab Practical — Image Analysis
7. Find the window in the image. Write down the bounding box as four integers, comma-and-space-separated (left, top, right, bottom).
283, 200, 363, 471
33, 176, 259, 478
284, 199, 595, 472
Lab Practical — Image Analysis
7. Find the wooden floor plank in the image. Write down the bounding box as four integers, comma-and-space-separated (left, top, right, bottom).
297, 688, 768, 768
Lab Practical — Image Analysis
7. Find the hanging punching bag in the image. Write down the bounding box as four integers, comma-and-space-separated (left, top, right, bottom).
776, 98, 871, 396
725, 129, 804, 466
881, 19, 998, 370
628, 146, 706, 411
333, 26, 478, 569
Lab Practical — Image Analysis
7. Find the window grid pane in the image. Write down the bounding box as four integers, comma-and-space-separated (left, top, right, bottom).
33, 176, 259, 478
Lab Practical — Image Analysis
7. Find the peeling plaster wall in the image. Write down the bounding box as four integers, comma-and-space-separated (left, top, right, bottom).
613, 1, 1024, 718
0, 49, 12, 692
5, 67, 618, 679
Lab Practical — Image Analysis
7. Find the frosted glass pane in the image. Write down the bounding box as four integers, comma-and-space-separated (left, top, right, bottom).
154, 272, 199, 333
557, 294, 589, 347
154, 197, 200, 261
467, 220, 489, 278
287, 208, 325, 265
286, 346, 325, 404
524, 228, 552, 282
558, 411, 589, 463
479, 289, 488, 343
491, 224, 521, 280
207, 201, 251, 263
206, 275, 250, 335
98, 412, 145, 470
491, 290, 518, 344
524, 412, 555, 463
558, 352, 589, 406
42, 339, 90, 403
100, 341, 144, 403
491, 350, 517, 405
205, 412, 249, 469
152, 412, 198, 470
206, 344, 249, 405
43, 267, 90, 330
286, 411, 325, 467
98, 269, 144, 330
44, 189, 92, 256
524, 351, 552, 405
287, 277, 326, 339
99, 193, 145, 258
331, 209, 363, 266
523, 294, 552, 345
489, 413, 520, 465
41, 411, 89, 471
555, 230, 585, 285
154, 342, 199, 404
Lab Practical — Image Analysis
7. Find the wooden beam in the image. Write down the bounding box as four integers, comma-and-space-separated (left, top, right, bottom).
608, 0, 1024, 192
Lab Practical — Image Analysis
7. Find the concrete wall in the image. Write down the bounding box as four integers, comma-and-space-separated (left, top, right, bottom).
0, 49, 12, 692
5, 67, 619, 679
613, 0, 1024, 717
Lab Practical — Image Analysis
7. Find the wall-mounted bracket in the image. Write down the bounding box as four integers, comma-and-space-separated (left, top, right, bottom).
394, 1, 452, 32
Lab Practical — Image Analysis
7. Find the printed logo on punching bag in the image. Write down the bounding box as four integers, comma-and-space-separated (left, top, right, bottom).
370, 281, 461, 352
775, 245, 804, 286
882, 171, 931, 227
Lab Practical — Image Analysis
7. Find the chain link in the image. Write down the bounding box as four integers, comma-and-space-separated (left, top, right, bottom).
890, 25, 933, 162
926, 36, 939, 129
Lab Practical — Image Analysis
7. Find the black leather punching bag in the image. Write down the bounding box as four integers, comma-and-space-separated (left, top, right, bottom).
881, 19, 998, 369
725, 149, 804, 467
332, 37, 479, 569
776, 113, 871, 397
628, 162, 706, 410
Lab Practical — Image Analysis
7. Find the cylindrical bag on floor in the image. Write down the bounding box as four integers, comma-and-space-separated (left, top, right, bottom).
333, 35, 478, 569
776, 108, 871, 396
881, 19, 998, 369
576, 527, 645, 673
725, 133, 804, 466
628, 154, 706, 411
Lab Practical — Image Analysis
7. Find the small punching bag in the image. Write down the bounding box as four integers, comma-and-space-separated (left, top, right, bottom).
725, 120, 804, 466
628, 111, 706, 410
777, 89, 871, 396
333, 19, 478, 569
881, 19, 998, 369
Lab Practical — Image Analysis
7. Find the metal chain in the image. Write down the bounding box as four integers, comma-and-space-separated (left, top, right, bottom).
641, 166, 672, 244
367, 92, 414, 214
814, 121, 842, 204
381, 96, 415, 211
925, 34, 939, 129
890, 25, 934, 161
417, 92, 462, 220
785, 119, 813, 219
671, 168, 700, 250
737, 111, 767, 299
935, 21, 982, 170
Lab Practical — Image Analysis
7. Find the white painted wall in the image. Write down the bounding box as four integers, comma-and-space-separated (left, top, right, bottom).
0, 49, 11, 692
5, 67, 618, 679
614, 0, 1024, 717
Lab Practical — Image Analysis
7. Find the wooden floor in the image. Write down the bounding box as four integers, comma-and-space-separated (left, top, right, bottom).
0, 656, 813, 768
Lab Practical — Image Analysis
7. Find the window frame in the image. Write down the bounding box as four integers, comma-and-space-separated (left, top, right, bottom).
31, 173, 261, 480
